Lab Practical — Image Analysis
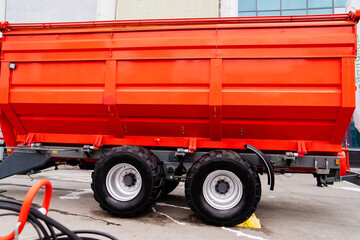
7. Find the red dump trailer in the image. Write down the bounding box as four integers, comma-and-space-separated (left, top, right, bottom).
0, 12, 359, 226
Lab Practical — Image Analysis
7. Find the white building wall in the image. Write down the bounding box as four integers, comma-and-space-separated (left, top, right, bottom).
220, 0, 238, 17
116, 0, 219, 20
0, 0, 117, 23
0, 0, 5, 21
97, 0, 117, 21
5, 0, 98, 23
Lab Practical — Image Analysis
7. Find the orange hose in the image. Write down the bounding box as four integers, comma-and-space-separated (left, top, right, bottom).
0, 179, 52, 240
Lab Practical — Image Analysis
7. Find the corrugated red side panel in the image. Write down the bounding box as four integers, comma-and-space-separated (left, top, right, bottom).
0, 15, 357, 153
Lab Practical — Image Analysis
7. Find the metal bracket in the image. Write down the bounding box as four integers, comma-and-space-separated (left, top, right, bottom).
188, 138, 197, 153
282, 152, 298, 167
24, 133, 35, 147
93, 135, 103, 149
31, 143, 43, 148
14, 221, 21, 240
297, 141, 307, 157
175, 148, 190, 156
315, 160, 330, 174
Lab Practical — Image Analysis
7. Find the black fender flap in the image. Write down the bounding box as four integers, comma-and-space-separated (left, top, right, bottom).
0, 151, 51, 179
245, 144, 275, 191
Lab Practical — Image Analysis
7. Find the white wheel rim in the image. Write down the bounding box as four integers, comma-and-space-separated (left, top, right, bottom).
202, 170, 243, 210
106, 163, 142, 201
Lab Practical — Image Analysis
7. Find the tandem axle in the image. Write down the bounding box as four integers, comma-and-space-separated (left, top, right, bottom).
0, 144, 340, 183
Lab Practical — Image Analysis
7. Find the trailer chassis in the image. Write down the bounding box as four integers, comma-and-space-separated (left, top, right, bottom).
0, 143, 346, 226
0, 143, 340, 184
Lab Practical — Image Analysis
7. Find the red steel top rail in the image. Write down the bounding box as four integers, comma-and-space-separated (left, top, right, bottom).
0, 12, 358, 31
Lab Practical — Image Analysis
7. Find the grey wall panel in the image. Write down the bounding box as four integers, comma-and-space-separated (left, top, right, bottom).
6, 0, 98, 23
116, 0, 219, 20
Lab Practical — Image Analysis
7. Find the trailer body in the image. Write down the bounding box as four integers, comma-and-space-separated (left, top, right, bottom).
0, 13, 359, 226
0, 14, 357, 153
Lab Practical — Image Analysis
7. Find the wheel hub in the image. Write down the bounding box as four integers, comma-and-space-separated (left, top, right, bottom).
203, 170, 243, 210
123, 173, 137, 187
106, 163, 142, 201
215, 180, 230, 194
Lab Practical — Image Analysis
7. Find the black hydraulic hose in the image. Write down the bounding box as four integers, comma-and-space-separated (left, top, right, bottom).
26, 218, 44, 240
0, 198, 79, 239
44, 221, 57, 240
0, 198, 118, 240
0, 199, 50, 239
0, 203, 51, 240
0, 213, 43, 239
30, 209, 81, 240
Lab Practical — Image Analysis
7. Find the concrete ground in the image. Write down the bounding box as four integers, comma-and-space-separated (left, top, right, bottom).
0, 166, 360, 240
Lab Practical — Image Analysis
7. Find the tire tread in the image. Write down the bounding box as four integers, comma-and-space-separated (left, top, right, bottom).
91, 145, 164, 217
185, 150, 261, 226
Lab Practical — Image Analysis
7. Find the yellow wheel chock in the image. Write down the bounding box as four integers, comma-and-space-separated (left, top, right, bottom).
237, 214, 261, 229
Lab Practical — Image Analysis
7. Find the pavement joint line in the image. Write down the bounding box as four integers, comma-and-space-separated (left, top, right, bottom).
0, 195, 17, 201
49, 208, 122, 227
0, 197, 122, 228
222, 226, 267, 240
152, 207, 186, 226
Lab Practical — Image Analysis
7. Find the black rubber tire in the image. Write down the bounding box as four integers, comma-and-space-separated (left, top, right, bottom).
91, 145, 165, 217
163, 180, 180, 195
185, 150, 261, 226
79, 161, 95, 170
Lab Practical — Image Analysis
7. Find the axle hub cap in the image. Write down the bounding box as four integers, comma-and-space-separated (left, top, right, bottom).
215, 180, 230, 194
106, 163, 142, 201
123, 173, 137, 187
203, 170, 243, 210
